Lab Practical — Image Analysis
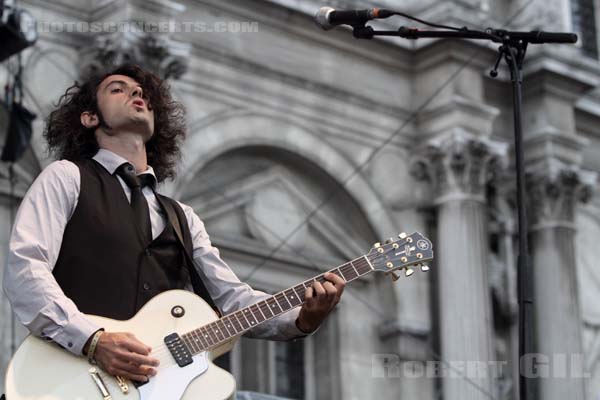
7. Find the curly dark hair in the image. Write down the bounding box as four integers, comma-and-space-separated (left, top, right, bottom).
44, 64, 186, 182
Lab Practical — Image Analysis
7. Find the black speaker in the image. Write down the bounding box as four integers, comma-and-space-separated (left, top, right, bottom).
1, 102, 36, 163
0, 6, 38, 62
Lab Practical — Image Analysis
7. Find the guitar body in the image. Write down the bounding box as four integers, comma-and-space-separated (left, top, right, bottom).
5, 290, 237, 400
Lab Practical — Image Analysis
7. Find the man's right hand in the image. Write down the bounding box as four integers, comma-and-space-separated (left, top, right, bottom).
86, 332, 160, 382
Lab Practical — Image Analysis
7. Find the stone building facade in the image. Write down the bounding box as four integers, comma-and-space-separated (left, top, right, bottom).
1, 0, 600, 399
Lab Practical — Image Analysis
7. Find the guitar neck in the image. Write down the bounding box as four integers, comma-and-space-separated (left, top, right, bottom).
180, 256, 374, 355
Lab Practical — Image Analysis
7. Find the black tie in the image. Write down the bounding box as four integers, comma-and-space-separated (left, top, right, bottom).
116, 163, 153, 244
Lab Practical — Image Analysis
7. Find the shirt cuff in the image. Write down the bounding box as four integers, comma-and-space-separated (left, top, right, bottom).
45, 312, 103, 356
279, 308, 319, 340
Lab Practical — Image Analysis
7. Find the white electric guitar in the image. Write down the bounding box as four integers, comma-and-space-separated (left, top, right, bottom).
5, 232, 433, 400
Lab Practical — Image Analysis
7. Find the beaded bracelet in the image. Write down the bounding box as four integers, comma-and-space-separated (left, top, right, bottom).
87, 330, 103, 365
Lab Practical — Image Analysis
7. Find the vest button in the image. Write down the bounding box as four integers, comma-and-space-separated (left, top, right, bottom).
145, 249, 151, 256
143, 283, 150, 291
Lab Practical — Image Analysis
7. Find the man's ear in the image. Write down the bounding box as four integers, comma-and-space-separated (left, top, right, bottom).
80, 111, 99, 129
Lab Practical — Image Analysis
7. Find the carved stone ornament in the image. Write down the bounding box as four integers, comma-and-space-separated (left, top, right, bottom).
409, 129, 508, 204
508, 0, 567, 31
527, 161, 597, 229
79, 29, 190, 80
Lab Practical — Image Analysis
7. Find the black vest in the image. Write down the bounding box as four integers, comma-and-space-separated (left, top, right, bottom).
53, 159, 198, 320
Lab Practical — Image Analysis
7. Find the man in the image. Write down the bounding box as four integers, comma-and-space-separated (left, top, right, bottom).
3, 64, 345, 384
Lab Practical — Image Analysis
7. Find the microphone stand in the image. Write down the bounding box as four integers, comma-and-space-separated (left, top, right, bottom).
350, 23, 578, 400
8, 163, 17, 355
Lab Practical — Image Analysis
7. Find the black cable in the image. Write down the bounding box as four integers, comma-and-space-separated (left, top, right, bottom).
390, 11, 464, 31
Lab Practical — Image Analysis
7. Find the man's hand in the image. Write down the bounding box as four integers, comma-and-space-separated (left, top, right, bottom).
85, 332, 160, 382
296, 272, 346, 333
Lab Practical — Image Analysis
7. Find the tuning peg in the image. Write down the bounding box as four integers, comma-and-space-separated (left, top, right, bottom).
374, 242, 381, 248
389, 271, 401, 281
398, 232, 407, 239
385, 238, 394, 244
405, 267, 415, 277
421, 264, 430, 272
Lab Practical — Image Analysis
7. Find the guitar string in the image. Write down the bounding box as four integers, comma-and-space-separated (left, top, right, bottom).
147, 264, 370, 360
147, 290, 357, 361
103, 259, 365, 383
145, 259, 372, 360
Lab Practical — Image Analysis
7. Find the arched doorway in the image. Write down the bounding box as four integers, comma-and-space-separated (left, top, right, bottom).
178, 143, 380, 399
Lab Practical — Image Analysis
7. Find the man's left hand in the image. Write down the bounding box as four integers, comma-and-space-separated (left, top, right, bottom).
296, 272, 346, 333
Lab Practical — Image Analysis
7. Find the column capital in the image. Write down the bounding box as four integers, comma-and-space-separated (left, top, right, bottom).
79, 30, 190, 80
410, 130, 508, 204
527, 161, 597, 230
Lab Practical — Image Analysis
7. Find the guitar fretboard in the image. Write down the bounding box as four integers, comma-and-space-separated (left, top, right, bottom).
180, 256, 373, 355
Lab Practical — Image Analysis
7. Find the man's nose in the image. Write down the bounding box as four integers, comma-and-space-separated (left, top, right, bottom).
131, 88, 143, 98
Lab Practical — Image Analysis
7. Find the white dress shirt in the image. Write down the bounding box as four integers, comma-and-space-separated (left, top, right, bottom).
3, 148, 305, 355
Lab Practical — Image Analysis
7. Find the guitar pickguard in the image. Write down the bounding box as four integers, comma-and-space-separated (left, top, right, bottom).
138, 352, 209, 400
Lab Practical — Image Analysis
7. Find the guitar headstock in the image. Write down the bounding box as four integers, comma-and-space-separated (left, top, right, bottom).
366, 232, 434, 281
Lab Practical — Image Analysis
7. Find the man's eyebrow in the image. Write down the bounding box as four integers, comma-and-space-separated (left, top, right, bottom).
104, 80, 142, 91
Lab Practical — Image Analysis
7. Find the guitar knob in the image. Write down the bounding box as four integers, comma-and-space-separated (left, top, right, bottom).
405, 267, 415, 277
421, 264, 430, 272
398, 232, 407, 239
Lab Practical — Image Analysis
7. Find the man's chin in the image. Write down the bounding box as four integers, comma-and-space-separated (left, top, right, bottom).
126, 116, 154, 135
117, 121, 154, 141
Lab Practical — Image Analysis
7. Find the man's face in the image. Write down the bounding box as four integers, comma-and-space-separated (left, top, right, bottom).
94, 74, 155, 140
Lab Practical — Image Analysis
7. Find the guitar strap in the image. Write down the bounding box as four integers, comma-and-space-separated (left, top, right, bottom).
154, 192, 221, 315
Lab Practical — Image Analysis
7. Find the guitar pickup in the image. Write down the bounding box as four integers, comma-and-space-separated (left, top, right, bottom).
89, 367, 112, 400
164, 333, 193, 367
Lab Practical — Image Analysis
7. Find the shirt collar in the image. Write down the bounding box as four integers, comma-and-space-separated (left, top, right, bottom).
92, 148, 157, 188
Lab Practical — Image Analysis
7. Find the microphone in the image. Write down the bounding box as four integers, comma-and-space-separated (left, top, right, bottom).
314, 7, 394, 30
486, 29, 578, 44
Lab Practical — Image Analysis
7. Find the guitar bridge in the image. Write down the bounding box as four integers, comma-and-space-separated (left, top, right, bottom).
89, 367, 112, 400
115, 375, 129, 394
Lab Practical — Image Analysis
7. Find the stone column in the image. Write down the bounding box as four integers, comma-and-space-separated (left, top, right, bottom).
527, 162, 595, 400
411, 131, 507, 400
